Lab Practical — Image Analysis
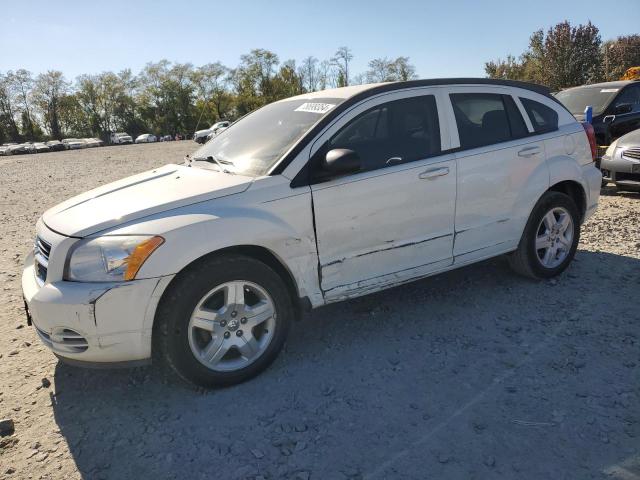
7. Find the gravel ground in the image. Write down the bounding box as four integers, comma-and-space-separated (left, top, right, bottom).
0, 142, 638, 480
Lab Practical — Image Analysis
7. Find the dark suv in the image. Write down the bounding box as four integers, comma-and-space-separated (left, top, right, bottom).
555, 80, 640, 146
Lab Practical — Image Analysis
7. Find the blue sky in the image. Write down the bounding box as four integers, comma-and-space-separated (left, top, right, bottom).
1, 0, 638, 80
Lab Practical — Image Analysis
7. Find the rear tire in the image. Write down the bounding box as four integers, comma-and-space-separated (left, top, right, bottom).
508, 191, 580, 279
155, 254, 294, 388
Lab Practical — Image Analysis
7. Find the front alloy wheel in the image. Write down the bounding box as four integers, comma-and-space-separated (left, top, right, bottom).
155, 254, 294, 388
188, 281, 276, 372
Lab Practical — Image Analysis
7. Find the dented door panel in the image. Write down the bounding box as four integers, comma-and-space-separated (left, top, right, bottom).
312, 156, 456, 300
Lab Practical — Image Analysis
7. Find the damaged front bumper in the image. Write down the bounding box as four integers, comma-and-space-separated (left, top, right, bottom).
22, 250, 173, 366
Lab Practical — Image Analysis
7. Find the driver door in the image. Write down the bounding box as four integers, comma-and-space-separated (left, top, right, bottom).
309, 91, 457, 301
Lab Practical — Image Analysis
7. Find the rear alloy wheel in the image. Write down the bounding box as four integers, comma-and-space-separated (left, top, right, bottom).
509, 191, 580, 279
155, 254, 293, 388
534, 207, 574, 269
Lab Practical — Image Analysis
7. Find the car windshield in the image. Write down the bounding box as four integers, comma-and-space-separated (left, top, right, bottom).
192, 97, 343, 176
555, 86, 620, 115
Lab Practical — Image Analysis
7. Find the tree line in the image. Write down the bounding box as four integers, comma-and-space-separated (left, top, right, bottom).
485, 21, 640, 91
0, 48, 416, 144
2, 21, 637, 145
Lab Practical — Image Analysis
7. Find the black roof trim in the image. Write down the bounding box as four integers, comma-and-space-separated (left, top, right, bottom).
270, 78, 554, 176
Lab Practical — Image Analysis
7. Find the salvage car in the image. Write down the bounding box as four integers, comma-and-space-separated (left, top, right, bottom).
62, 138, 86, 150
23, 79, 601, 387
600, 128, 640, 191
110, 132, 133, 145
46, 140, 65, 152
135, 133, 157, 143
193, 121, 229, 144
555, 80, 640, 145
29, 142, 51, 153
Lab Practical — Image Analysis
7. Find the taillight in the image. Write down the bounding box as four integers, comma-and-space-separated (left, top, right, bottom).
582, 122, 597, 161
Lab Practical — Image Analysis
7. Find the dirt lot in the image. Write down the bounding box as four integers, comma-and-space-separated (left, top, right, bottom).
0, 142, 638, 480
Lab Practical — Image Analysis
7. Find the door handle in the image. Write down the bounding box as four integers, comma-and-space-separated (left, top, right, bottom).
518, 146, 541, 157
419, 166, 449, 180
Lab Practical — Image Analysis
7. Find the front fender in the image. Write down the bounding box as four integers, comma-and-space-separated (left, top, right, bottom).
104, 191, 322, 306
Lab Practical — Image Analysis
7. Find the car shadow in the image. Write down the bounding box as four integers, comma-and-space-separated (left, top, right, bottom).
600, 184, 640, 198
51, 249, 640, 480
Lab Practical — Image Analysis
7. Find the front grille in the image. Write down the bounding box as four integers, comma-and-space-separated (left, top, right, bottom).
34, 236, 51, 284
623, 148, 640, 161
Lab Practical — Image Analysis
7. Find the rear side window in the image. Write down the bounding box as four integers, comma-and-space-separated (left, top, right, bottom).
520, 97, 559, 133
450, 93, 527, 150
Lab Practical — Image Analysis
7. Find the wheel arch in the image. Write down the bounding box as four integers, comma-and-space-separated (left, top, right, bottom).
548, 180, 587, 223
151, 244, 308, 349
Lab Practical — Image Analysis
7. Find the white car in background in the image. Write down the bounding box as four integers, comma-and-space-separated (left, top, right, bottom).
62, 138, 86, 150
135, 134, 157, 144
193, 121, 229, 144
84, 138, 104, 148
22, 79, 601, 388
110, 132, 133, 145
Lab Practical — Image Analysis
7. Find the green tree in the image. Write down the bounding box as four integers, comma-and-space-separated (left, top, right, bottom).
32, 70, 69, 139
332, 46, 353, 86
603, 35, 640, 81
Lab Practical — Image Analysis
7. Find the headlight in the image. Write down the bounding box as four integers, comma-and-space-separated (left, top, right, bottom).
604, 140, 618, 159
65, 235, 164, 282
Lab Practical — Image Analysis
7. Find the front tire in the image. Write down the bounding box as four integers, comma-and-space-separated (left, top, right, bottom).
155, 254, 294, 388
509, 191, 580, 279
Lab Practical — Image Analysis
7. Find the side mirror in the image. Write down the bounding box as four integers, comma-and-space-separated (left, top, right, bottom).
614, 103, 632, 114
323, 148, 361, 175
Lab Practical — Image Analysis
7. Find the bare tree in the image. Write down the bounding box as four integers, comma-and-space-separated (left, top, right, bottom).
332, 46, 353, 86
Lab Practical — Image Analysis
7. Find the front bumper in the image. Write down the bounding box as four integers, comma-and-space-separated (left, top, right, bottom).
600, 154, 640, 190
22, 251, 174, 365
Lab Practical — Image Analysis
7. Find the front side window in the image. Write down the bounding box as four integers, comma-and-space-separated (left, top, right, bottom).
520, 97, 559, 133
450, 93, 525, 149
194, 97, 344, 176
328, 95, 441, 172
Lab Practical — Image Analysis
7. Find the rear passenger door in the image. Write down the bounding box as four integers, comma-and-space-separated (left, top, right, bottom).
444, 87, 550, 263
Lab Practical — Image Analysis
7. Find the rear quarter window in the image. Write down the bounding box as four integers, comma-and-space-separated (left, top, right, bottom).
520, 97, 559, 134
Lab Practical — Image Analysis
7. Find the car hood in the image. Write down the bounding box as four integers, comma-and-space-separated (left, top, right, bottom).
615, 128, 640, 147
195, 128, 212, 136
42, 163, 253, 237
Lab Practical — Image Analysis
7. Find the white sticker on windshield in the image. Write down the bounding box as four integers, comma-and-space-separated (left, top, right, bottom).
601, 88, 619, 93
295, 102, 336, 114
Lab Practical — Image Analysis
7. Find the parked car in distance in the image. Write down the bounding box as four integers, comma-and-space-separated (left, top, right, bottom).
8, 143, 29, 154
30, 142, 50, 153
555, 80, 640, 146
205, 125, 229, 142
135, 134, 157, 144
0, 145, 10, 156
601, 128, 640, 191
62, 138, 86, 150
110, 132, 133, 145
23, 79, 601, 388
193, 121, 229, 144
84, 138, 104, 148
46, 140, 65, 152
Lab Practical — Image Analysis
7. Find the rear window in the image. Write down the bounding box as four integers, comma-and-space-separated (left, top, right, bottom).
450, 93, 527, 150
520, 98, 558, 133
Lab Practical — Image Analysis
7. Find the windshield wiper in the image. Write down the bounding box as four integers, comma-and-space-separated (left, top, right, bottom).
189, 155, 235, 174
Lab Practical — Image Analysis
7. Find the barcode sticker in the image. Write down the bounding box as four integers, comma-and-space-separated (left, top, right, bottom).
295, 102, 336, 114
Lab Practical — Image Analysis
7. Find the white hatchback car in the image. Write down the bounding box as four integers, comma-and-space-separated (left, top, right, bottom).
22, 79, 601, 387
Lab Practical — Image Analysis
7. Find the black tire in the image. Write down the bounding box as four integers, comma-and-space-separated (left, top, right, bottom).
508, 191, 580, 279
154, 254, 294, 388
